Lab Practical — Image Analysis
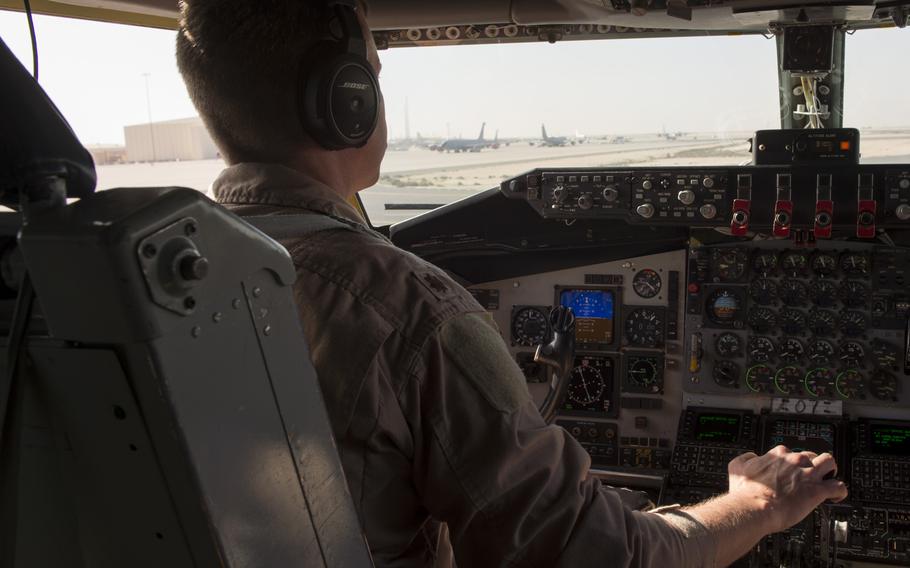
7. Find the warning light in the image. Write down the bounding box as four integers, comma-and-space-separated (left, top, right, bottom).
687, 283, 700, 293
840, 141, 851, 151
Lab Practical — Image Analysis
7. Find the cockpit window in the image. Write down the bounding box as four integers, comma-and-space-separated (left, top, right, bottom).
0, 13, 907, 226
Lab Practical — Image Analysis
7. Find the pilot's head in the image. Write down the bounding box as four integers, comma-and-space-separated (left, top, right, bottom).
176, 0, 387, 193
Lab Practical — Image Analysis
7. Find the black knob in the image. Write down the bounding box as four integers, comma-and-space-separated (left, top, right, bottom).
180, 254, 210, 281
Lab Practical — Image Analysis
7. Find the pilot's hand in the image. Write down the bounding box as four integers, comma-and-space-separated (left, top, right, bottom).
726, 445, 848, 534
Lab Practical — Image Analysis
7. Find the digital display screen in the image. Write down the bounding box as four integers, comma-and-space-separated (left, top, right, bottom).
765, 420, 836, 457
559, 289, 614, 345
871, 424, 910, 455
695, 413, 741, 443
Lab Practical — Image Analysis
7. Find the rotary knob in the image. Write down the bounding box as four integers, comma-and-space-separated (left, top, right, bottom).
577, 194, 593, 210
636, 203, 655, 219
602, 187, 619, 202
642, 180, 653, 190
900, 179, 910, 190
699, 203, 717, 219
896, 204, 910, 221
551, 184, 566, 204
703, 177, 715, 189
677, 189, 696, 205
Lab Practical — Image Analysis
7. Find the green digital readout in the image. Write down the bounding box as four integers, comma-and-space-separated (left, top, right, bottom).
871, 425, 910, 455
695, 413, 741, 443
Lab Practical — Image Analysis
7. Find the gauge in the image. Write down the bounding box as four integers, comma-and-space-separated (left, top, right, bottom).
807, 310, 836, 337
870, 370, 899, 401
840, 252, 870, 277
780, 251, 808, 275
835, 369, 865, 400
805, 368, 837, 398
713, 360, 740, 389
715, 332, 742, 358
748, 308, 777, 333
872, 339, 899, 371
632, 269, 662, 299
810, 281, 838, 307
626, 356, 662, 394
746, 337, 774, 363
811, 252, 838, 276
779, 281, 808, 307
808, 339, 835, 364
567, 361, 606, 406
838, 281, 868, 308
706, 289, 742, 325
747, 336, 775, 363
838, 341, 866, 368
779, 338, 805, 363
780, 309, 806, 335
838, 311, 867, 337
746, 364, 774, 394
625, 308, 664, 347
714, 249, 749, 281
774, 366, 804, 396
511, 306, 550, 346
752, 251, 778, 274
749, 278, 777, 305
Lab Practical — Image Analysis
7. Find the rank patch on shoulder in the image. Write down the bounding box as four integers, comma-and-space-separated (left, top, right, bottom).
414, 270, 456, 301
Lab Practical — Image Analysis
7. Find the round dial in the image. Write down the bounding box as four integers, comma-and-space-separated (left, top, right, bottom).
746, 364, 774, 394
780, 308, 806, 335
840, 253, 870, 277
811, 252, 838, 276
839, 281, 869, 308
625, 308, 664, 347
805, 368, 837, 398
627, 357, 661, 393
715, 250, 749, 281
779, 280, 808, 306
807, 310, 836, 337
749, 278, 777, 305
870, 370, 899, 401
567, 363, 605, 406
780, 251, 808, 275
838, 311, 867, 337
707, 289, 742, 325
752, 251, 778, 274
779, 337, 805, 363
632, 269, 662, 299
715, 332, 743, 358
838, 341, 866, 368
713, 360, 740, 388
748, 307, 777, 333
810, 281, 838, 307
748, 336, 775, 363
511, 307, 549, 346
808, 339, 835, 364
835, 369, 865, 400
872, 339, 900, 371
775, 366, 804, 395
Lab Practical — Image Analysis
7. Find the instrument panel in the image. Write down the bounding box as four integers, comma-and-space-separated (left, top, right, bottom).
454, 161, 910, 566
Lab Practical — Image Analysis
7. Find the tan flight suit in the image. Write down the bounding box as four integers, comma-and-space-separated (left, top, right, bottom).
213, 163, 718, 567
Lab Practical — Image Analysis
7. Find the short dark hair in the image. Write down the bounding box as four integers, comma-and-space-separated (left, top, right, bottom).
176, 0, 331, 163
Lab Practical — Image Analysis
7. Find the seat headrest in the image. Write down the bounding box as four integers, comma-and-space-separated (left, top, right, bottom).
0, 35, 96, 206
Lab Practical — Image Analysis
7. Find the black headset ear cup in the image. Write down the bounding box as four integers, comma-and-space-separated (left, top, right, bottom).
300, 45, 379, 150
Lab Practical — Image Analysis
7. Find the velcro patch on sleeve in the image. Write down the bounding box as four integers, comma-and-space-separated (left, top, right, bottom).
440, 313, 530, 413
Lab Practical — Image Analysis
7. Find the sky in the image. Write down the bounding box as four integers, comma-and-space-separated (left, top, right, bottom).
1, 11, 908, 145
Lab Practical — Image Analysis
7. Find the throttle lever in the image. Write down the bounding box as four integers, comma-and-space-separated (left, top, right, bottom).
535, 306, 576, 424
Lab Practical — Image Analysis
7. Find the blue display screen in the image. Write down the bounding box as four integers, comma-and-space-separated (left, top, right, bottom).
559, 290, 614, 319
559, 289, 614, 345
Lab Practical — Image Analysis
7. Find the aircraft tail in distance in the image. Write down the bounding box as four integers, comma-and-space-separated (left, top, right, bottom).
542, 124, 549, 140
478, 122, 486, 141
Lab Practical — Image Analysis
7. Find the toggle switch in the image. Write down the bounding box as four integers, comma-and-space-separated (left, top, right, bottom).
773, 173, 793, 238
730, 174, 752, 236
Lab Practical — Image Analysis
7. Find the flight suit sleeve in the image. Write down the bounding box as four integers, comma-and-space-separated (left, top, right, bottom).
405, 312, 717, 568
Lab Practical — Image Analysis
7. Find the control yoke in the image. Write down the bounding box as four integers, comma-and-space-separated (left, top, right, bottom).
534, 306, 575, 424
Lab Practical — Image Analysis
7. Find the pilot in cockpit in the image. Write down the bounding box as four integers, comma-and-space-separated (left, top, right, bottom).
175, 0, 849, 565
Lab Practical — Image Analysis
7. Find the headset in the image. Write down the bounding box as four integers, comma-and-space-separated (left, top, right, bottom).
299, 0, 380, 150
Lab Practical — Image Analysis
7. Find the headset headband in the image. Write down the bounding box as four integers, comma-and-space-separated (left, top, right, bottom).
328, 0, 366, 59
